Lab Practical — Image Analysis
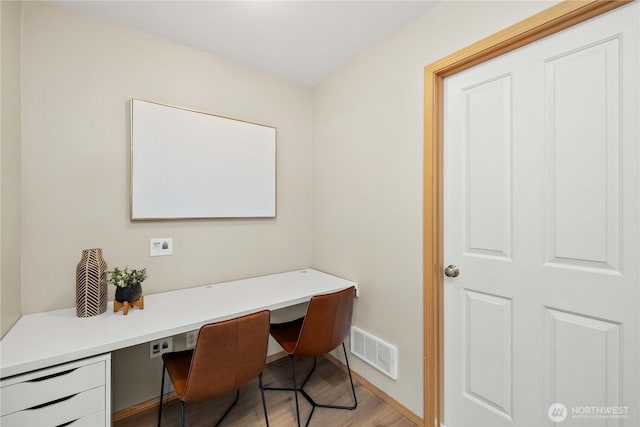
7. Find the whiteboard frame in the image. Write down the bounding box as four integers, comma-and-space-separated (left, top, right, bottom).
130, 99, 277, 220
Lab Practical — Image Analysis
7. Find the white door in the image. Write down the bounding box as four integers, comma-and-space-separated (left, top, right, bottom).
444, 4, 639, 426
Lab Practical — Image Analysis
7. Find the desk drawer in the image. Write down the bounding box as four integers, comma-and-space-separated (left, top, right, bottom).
0, 386, 105, 426
0, 354, 110, 426
66, 410, 106, 427
1, 358, 105, 415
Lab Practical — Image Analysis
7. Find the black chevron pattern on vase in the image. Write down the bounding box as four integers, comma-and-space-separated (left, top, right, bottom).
76, 249, 108, 317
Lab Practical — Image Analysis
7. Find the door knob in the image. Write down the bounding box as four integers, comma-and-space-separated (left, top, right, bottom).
444, 265, 460, 278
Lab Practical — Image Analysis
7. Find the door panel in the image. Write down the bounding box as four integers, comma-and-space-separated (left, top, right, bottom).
545, 308, 622, 426
545, 37, 620, 271
465, 75, 513, 260
464, 290, 513, 419
444, 4, 638, 426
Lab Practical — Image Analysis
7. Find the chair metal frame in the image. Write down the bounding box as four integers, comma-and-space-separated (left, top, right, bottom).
265, 287, 358, 426
158, 369, 269, 427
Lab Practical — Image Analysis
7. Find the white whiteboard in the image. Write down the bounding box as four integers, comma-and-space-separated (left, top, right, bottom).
131, 99, 276, 219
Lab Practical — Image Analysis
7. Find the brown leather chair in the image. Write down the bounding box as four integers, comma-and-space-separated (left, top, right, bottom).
266, 287, 357, 426
157, 310, 271, 427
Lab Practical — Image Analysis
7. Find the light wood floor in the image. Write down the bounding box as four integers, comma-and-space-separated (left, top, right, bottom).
115, 356, 419, 427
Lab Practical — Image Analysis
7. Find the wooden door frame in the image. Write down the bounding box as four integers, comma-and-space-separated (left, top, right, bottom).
423, 1, 631, 426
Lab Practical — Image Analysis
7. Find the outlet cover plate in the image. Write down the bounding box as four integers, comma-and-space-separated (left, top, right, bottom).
150, 238, 173, 257
186, 331, 198, 349
150, 337, 173, 358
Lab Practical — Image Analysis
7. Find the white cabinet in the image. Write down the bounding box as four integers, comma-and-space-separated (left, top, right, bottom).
0, 354, 110, 426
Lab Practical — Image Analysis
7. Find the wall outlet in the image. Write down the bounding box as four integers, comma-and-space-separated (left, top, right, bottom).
150, 337, 173, 358
150, 238, 173, 257
186, 331, 198, 349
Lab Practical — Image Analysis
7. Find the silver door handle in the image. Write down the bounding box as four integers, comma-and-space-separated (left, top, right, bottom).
444, 265, 460, 278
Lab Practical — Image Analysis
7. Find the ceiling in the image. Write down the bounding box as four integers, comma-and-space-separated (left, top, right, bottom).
54, 1, 440, 86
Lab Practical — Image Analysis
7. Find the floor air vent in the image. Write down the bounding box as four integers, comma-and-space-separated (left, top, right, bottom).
350, 326, 398, 380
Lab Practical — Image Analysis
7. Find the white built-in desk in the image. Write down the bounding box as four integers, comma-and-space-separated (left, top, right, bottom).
0, 269, 357, 425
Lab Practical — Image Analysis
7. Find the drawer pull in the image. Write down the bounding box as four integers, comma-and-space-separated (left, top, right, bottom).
27, 393, 77, 410
57, 419, 79, 427
27, 368, 77, 382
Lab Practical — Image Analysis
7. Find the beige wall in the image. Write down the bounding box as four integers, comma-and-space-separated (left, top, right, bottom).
20, 1, 313, 314
3, 0, 562, 416
19, 1, 312, 409
1, 0, 22, 338
312, 0, 558, 417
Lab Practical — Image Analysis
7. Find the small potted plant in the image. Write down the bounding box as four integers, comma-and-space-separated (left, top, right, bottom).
109, 267, 147, 310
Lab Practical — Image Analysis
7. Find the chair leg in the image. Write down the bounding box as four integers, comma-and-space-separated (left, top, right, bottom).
214, 389, 240, 427
341, 341, 358, 410
180, 401, 185, 427
300, 356, 318, 389
263, 356, 302, 426
291, 357, 302, 427
263, 343, 358, 426
259, 372, 270, 427
158, 363, 166, 427
300, 343, 357, 425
